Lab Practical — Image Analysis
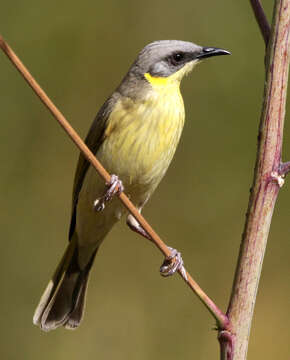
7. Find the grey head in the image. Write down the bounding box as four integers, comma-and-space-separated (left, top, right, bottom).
117, 40, 230, 97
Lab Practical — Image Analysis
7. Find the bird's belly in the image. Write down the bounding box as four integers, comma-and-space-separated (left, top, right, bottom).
97, 95, 185, 205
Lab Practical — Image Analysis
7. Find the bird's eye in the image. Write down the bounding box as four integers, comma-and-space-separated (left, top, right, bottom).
170, 52, 185, 65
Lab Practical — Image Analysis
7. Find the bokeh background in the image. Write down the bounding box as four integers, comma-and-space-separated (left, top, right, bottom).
0, 1, 289, 359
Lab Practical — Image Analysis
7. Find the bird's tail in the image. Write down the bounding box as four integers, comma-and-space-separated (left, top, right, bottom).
33, 236, 97, 331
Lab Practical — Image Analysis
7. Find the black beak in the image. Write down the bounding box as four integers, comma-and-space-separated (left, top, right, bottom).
196, 47, 231, 60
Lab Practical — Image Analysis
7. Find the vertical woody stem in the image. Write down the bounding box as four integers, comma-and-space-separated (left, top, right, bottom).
221, 0, 290, 359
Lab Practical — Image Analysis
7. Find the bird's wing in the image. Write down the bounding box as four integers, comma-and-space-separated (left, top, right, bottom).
69, 93, 120, 239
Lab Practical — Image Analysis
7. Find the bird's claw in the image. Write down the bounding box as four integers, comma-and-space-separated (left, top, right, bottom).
104, 174, 124, 201
160, 247, 186, 279
93, 174, 124, 212
93, 199, 105, 212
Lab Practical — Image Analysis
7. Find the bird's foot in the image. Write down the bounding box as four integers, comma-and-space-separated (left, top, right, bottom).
126, 215, 186, 279
93, 174, 124, 212
160, 247, 187, 279
104, 174, 124, 201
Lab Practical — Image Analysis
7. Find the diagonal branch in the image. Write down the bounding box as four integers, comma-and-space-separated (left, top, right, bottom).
250, 0, 271, 44
0, 34, 229, 329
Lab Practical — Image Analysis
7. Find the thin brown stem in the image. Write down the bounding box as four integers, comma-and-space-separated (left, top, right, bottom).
0, 34, 229, 329
223, 1, 290, 359
250, 0, 271, 44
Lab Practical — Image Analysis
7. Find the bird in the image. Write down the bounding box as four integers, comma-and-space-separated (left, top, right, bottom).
33, 40, 230, 331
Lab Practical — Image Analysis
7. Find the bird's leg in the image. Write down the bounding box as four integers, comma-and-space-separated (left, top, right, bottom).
126, 214, 152, 240
127, 214, 186, 278
94, 174, 124, 212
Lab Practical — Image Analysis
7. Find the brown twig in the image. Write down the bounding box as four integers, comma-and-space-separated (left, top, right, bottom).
0, 34, 229, 329
250, 0, 271, 44
220, 1, 290, 359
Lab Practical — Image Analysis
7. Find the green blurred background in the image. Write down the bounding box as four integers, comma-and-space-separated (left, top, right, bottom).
0, 1, 289, 359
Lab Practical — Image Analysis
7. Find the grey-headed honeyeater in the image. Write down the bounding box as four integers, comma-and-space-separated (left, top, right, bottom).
33, 40, 230, 331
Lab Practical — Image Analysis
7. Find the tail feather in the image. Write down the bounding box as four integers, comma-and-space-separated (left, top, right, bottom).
33, 237, 96, 331
64, 274, 89, 329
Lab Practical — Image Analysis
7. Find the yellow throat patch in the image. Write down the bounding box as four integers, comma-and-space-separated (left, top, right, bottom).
144, 60, 196, 88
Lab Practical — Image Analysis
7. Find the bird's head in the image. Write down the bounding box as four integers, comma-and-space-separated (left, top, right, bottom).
118, 40, 230, 96
138, 40, 229, 82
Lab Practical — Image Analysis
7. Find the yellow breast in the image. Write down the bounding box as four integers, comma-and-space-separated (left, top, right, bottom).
97, 73, 185, 203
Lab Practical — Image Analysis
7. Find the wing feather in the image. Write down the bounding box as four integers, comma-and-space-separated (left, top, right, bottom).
69, 93, 120, 239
